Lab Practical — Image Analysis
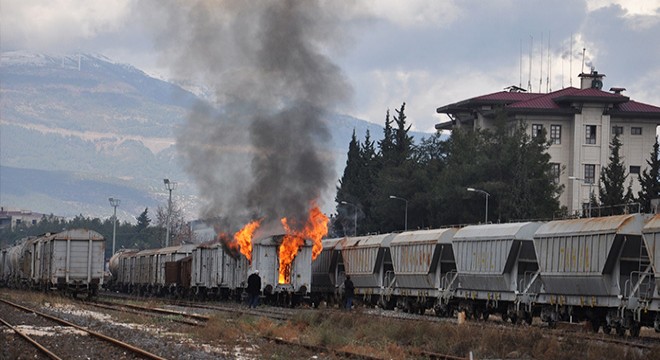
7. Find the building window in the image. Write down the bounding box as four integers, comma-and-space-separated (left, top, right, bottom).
630, 166, 641, 174
612, 126, 623, 135
585, 164, 596, 184
585, 125, 597, 144
550, 163, 561, 183
631, 127, 642, 135
31, 219, 37, 225
532, 124, 544, 138
550, 125, 561, 144
15, 219, 21, 225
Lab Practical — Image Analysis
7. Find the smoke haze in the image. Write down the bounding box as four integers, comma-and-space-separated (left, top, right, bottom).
142, 0, 352, 232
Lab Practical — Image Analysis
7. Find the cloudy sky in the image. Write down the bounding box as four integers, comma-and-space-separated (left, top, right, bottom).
2, 0, 659, 133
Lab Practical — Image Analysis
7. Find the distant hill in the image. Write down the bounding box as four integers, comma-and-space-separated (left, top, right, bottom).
0, 51, 434, 221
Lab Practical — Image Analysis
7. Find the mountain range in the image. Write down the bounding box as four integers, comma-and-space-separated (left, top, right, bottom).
0, 51, 433, 222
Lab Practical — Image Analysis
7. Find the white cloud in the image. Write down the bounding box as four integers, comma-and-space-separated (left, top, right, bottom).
1, 0, 131, 51
350, 0, 462, 29
586, 0, 660, 16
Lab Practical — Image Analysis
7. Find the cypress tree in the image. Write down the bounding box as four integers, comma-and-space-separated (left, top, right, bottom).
638, 136, 660, 213
599, 134, 628, 215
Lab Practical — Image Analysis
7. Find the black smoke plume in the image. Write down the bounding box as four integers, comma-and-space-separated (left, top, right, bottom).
143, 1, 352, 234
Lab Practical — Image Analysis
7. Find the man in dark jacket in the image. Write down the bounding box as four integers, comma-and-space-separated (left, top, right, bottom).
247, 270, 261, 308
344, 275, 354, 310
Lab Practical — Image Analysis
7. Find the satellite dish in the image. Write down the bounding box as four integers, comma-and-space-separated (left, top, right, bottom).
591, 79, 603, 90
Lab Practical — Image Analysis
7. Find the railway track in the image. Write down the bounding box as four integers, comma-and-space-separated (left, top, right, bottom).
81, 298, 209, 326
0, 298, 168, 360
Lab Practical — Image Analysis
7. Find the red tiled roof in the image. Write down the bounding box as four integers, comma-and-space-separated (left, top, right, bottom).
508, 87, 579, 109
616, 100, 660, 113
473, 91, 542, 102
437, 85, 660, 117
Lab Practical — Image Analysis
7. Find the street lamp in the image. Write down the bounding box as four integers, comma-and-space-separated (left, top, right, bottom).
388, 195, 408, 231
163, 178, 177, 247
467, 188, 490, 223
340, 201, 358, 236
569, 176, 594, 217
108, 197, 120, 256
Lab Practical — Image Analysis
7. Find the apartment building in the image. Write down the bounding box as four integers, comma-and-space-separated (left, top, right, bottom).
435, 70, 660, 214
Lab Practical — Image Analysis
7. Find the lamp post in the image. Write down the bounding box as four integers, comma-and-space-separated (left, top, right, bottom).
569, 176, 593, 217
467, 187, 490, 223
163, 178, 176, 247
108, 197, 120, 256
340, 201, 358, 236
388, 195, 408, 231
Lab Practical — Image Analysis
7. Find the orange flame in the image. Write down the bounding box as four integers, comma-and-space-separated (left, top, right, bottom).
277, 204, 328, 284
234, 220, 261, 263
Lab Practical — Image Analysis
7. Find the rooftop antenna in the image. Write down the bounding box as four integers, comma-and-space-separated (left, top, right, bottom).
528, 35, 533, 92
561, 40, 565, 88
539, 32, 543, 93
547, 31, 551, 92
519, 39, 523, 88
581, 48, 586, 74
570, 34, 573, 87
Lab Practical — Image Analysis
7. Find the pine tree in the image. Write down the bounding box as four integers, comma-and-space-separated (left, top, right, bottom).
599, 134, 628, 215
334, 130, 362, 236
136, 208, 151, 231
392, 102, 413, 165
637, 136, 660, 213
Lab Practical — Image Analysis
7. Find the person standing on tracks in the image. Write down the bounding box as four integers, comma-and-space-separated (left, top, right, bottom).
343, 275, 355, 310
247, 270, 261, 308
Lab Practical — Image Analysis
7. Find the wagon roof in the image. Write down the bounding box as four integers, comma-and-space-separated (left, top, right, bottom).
343, 233, 396, 248
390, 228, 457, 245
453, 222, 541, 241
49, 228, 105, 241
322, 237, 346, 250
535, 214, 645, 237
155, 244, 197, 254
252, 234, 312, 246
642, 214, 660, 233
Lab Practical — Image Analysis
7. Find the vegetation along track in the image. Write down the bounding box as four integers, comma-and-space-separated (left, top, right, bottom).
0, 298, 167, 360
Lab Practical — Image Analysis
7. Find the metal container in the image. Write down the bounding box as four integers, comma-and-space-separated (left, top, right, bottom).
251, 234, 312, 295
154, 244, 196, 286
191, 243, 248, 294
37, 229, 105, 292
453, 222, 542, 293
311, 237, 345, 294
534, 214, 646, 297
389, 228, 457, 291
341, 233, 396, 291
642, 214, 660, 296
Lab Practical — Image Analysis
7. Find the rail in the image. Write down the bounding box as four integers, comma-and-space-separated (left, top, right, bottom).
0, 298, 168, 360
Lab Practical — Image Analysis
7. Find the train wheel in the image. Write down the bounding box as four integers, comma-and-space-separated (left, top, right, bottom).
603, 325, 612, 335
630, 322, 641, 338
510, 314, 518, 325
482, 309, 490, 322
590, 319, 601, 333
524, 312, 532, 325
616, 325, 626, 337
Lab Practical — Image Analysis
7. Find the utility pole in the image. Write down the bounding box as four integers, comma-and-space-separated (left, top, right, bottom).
108, 197, 120, 256
163, 179, 176, 247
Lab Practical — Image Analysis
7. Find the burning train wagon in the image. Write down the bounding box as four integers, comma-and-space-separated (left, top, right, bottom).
179, 242, 249, 300
108, 233, 314, 305
0, 229, 105, 297
250, 234, 313, 306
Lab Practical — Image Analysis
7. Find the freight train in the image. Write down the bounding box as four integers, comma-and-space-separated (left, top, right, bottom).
0, 229, 106, 297
317, 213, 660, 337
5, 214, 660, 337
107, 233, 314, 306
